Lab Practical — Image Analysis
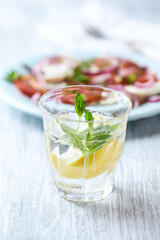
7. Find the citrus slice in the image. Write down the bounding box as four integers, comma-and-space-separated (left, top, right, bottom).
50, 137, 124, 179
108, 138, 125, 175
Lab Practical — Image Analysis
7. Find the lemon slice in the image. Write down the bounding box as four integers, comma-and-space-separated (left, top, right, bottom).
50, 137, 124, 179
62, 146, 84, 167
108, 138, 124, 175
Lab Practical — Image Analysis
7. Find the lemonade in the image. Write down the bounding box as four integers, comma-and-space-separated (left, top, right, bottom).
40, 86, 131, 202
44, 109, 126, 202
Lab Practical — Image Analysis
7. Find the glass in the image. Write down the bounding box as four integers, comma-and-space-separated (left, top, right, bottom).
39, 85, 132, 202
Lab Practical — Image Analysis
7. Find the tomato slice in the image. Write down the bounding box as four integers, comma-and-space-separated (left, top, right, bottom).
14, 76, 47, 97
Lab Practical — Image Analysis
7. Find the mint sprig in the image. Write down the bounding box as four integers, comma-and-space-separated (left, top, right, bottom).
59, 122, 117, 156
59, 91, 118, 156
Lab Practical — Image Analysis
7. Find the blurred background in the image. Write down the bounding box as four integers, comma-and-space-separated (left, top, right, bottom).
1, 0, 160, 70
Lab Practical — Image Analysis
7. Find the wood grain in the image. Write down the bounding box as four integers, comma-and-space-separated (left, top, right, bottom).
0, 93, 160, 240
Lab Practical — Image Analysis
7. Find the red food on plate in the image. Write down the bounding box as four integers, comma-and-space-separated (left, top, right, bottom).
6, 55, 160, 108
14, 75, 47, 97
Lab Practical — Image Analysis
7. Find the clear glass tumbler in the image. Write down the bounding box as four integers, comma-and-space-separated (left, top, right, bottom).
39, 85, 132, 202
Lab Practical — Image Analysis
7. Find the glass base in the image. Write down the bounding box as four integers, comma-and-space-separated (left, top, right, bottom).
54, 181, 114, 202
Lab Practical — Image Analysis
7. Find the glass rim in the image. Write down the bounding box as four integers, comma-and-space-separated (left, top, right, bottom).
39, 85, 132, 123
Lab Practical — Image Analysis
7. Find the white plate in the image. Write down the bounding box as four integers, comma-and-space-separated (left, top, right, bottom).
0, 51, 160, 121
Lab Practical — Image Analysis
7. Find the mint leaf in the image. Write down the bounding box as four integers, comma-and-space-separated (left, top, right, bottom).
91, 125, 111, 136
86, 132, 112, 155
60, 123, 77, 134
86, 131, 91, 141
109, 124, 118, 131
87, 141, 106, 155
85, 111, 94, 122
85, 124, 117, 155
75, 91, 85, 119
59, 122, 87, 154
71, 135, 87, 154
78, 125, 112, 140
85, 111, 94, 134
79, 124, 110, 137
59, 122, 117, 155
89, 133, 112, 142
60, 134, 71, 140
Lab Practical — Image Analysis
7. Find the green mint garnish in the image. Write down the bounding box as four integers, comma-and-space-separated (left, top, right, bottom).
75, 91, 85, 132
60, 123, 77, 135
85, 110, 94, 135
86, 131, 91, 141
59, 123, 117, 156
59, 92, 118, 156
109, 124, 118, 131
75, 92, 85, 119
71, 135, 88, 154
4, 71, 21, 83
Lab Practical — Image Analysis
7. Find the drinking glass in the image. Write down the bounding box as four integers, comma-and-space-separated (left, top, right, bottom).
39, 85, 132, 202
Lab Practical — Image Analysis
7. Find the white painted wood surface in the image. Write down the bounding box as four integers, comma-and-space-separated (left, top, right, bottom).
0, 1, 160, 239
1, 103, 160, 240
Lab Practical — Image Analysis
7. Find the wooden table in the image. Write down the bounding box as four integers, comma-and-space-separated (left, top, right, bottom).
0, 1, 160, 239
1, 101, 160, 240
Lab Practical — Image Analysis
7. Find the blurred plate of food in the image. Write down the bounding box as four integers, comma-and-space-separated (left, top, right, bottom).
0, 49, 160, 121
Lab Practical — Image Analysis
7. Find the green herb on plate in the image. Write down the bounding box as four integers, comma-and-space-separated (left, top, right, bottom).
4, 71, 21, 83
73, 67, 89, 83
